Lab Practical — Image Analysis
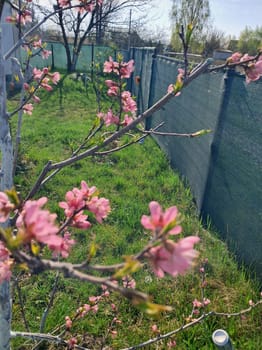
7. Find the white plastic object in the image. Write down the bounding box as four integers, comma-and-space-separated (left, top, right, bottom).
212, 329, 234, 349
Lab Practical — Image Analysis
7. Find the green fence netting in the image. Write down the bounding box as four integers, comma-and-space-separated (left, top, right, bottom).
131, 48, 262, 279
20, 42, 128, 71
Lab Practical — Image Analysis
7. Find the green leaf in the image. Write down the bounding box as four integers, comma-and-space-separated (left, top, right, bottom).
114, 256, 141, 279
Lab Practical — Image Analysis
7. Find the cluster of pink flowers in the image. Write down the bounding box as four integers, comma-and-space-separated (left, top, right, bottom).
228, 52, 262, 83
16, 197, 75, 258
59, 180, 110, 227
97, 110, 119, 127
23, 38, 52, 60
0, 195, 74, 283
99, 57, 136, 127
121, 91, 137, 113
23, 68, 60, 115
141, 201, 199, 278
103, 56, 134, 79
65, 283, 124, 341
0, 181, 110, 283
6, 9, 32, 26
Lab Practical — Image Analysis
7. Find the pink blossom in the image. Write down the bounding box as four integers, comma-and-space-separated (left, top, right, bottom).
70, 211, 91, 229
77, 303, 91, 317
41, 49, 51, 59
67, 337, 77, 349
167, 84, 174, 93
32, 95, 41, 104
59, 188, 85, 217
193, 309, 200, 315
5, 16, 17, 24
110, 330, 118, 338
203, 298, 211, 306
122, 276, 136, 289
167, 340, 177, 348
87, 197, 111, 223
177, 68, 185, 79
58, 0, 70, 7
119, 59, 134, 78
59, 181, 107, 227
113, 317, 122, 324
50, 232, 75, 258
141, 201, 182, 236
0, 192, 14, 222
240, 53, 255, 62
108, 86, 119, 97
148, 237, 200, 278
228, 52, 242, 63
151, 324, 159, 333
16, 197, 59, 248
103, 56, 119, 74
0, 260, 13, 283
98, 110, 119, 127
91, 304, 99, 313
23, 83, 30, 90
0, 242, 10, 262
33, 39, 42, 48
65, 316, 72, 329
105, 79, 117, 88
103, 290, 110, 297
33, 68, 43, 80
121, 91, 137, 112
40, 78, 53, 91
245, 60, 262, 83
89, 295, 99, 304
122, 114, 134, 126
23, 103, 34, 115
49, 72, 60, 84
192, 298, 203, 308
79, 180, 97, 199
0, 243, 13, 283
16, 10, 32, 25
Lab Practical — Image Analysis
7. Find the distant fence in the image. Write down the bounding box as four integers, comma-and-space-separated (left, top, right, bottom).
130, 48, 262, 279
20, 41, 129, 71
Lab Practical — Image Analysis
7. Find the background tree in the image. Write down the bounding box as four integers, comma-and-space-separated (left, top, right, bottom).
237, 26, 262, 55
35, 0, 152, 72
201, 26, 226, 57
170, 0, 210, 51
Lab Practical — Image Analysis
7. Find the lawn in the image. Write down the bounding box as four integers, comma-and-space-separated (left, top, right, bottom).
8, 76, 261, 349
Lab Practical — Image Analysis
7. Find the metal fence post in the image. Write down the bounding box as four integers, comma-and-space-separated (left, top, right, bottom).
145, 48, 157, 130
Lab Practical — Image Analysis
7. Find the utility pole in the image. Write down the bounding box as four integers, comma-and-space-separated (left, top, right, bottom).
128, 9, 132, 51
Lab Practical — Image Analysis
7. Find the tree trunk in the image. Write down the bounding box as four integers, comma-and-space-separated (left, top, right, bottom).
0, 23, 14, 350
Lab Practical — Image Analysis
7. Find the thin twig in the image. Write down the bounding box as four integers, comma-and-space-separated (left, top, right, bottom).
39, 271, 60, 333
143, 129, 211, 138
10, 330, 89, 349
121, 300, 262, 350
11, 301, 261, 349
13, 275, 30, 332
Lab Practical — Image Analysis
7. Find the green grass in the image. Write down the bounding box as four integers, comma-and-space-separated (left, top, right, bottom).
8, 77, 261, 349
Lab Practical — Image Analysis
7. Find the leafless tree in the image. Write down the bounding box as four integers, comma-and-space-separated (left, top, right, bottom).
35, 0, 152, 72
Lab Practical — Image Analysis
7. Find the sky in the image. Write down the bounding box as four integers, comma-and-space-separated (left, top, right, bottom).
148, 0, 262, 40
36, 0, 262, 42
